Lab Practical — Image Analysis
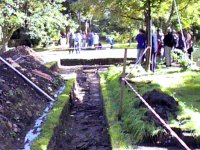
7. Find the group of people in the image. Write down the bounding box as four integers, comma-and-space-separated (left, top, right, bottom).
60, 30, 102, 54
135, 27, 194, 72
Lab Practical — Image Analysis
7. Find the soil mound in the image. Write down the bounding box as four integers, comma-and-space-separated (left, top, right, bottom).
140, 89, 179, 125
0, 46, 64, 150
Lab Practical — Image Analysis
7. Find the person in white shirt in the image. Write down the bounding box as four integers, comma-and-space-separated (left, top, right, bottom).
93, 33, 99, 49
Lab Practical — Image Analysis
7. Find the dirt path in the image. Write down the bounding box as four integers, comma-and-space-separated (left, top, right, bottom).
49, 68, 112, 150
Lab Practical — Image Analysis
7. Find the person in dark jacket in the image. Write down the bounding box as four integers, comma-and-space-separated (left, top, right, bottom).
151, 27, 158, 72
135, 29, 147, 64
164, 27, 175, 67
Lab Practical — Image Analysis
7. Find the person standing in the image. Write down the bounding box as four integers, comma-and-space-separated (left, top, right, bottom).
164, 27, 175, 67
186, 31, 193, 60
135, 29, 147, 64
60, 31, 66, 50
82, 32, 87, 48
93, 33, 99, 49
74, 32, 82, 54
107, 36, 114, 49
151, 27, 158, 72
177, 31, 184, 51
157, 29, 164, 56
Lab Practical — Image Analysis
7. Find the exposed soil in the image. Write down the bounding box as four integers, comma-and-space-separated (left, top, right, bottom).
140, 89, 200, 148
140, 89, 179, 125
48, 68, 112, 150
0, 46, 64, 149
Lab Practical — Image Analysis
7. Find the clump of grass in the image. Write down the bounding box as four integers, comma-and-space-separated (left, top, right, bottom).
31, 79, 74, 150
44, 61, 57, 69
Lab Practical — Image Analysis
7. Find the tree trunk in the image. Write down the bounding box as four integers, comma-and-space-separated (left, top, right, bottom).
2, 41, 8, 52
0, 26, 16, 54
0, 38, 10, 54
166, 1, 175, 29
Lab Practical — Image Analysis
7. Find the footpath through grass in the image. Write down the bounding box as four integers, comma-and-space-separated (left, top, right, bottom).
100, 66, 200, 149
31, 79, 74, 150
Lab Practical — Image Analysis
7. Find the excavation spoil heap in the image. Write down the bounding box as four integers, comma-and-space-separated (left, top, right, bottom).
0, 46, 63, 149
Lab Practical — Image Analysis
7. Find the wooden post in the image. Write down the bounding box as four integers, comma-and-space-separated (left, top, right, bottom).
118, 48, 127, 121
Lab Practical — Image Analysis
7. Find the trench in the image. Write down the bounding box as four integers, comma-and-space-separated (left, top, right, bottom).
48, 68, 112, 150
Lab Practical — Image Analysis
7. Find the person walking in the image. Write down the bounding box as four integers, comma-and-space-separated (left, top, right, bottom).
135, 29, 147, 64
164, 27, 175, 67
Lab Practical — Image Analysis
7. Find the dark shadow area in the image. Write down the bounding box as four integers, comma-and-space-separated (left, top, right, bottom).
61, 58, 136, 66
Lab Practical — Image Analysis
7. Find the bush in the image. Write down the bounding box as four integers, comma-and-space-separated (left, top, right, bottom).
171, 49, 191, 69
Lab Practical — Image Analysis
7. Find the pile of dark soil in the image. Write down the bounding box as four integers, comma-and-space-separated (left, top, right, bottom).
140, 89, 179, 125
0, 46, 64, 150
139, 89, 181, 146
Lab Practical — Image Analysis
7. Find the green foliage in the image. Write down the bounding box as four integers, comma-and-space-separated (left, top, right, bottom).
31, 79, 74, 150
71, 0, 200, 39
0, 0, 76, 52
45, 61, 57, 69
171, 49, 191, 69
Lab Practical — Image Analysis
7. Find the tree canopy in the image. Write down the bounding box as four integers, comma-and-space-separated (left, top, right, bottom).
0, 0, 74, 52
71, 0, 200, 41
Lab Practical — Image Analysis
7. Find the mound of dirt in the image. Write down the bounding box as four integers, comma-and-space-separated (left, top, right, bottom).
139, 89, 179, 125
0, 46, 64, 150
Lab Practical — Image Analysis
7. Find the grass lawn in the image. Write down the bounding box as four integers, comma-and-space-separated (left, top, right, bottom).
113, 43, 137, 49
101, 65, 200, 149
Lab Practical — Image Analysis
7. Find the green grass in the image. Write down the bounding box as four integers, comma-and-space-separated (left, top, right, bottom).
100, 66, 157, 149
44, 61, 57, 69
31, 79, 74, 150
101, 66, 200, 149
130, 68, 200, 135
113, 43, 137, 49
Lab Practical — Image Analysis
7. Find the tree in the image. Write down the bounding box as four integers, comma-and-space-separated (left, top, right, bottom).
0, 0, 72, 53
71, 0, 200, 34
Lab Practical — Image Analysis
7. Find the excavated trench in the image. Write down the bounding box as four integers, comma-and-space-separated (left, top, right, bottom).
48, 68, 112, 150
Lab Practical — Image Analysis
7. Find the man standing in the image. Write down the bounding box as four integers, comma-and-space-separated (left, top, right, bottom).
164, 27, 175, 67
151, 27, 158, 72
135, 29, 147, 64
